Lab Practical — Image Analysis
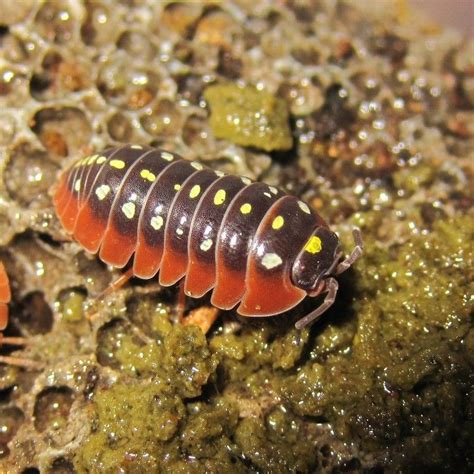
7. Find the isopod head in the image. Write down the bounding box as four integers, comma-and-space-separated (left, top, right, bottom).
291, 226, 341, 296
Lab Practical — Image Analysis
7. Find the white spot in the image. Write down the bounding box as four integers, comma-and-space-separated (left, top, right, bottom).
95, 184, 111, 201
74, 179, 81, 192
264, 192, 272, 198
298, 201, 311, 214
269, 186, 278, 195
150, 215, 164, 230
122, 202, 136, 219
241, 177, 251, 185
176, 228, 184, 236
191, 161, 203, 170
161, 151, 174, 161
131, 144, 143, 149
200, 238, 213, 252
261, 252, 283, 270
215, 170, 225, 177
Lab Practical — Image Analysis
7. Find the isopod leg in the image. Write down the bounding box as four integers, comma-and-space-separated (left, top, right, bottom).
176, 280, 186, 321
181, 306, 220, 334
87, 268, 134, 321
1, 336, 27, 345
295, 277, 339, 330
0, 336, 42, 370
336, 228, 363, 275
0, 354, 43, 369
98, 267, 135, 299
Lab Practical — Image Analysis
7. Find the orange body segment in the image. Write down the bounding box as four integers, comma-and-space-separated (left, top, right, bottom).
132, 233, 164, 279
159, 249, 189, 287
99, 224, 136, 268
184, 259, 215, 298
73, 204, 108, 254
238, 269, 305, 316
211, 266, 246, 310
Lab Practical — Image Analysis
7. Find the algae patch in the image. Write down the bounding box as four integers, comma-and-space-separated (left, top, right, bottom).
74, 381, 185, 472
204, 83, 293, 151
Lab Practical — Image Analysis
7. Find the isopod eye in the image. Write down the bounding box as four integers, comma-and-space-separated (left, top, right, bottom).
291, 227, 340, 293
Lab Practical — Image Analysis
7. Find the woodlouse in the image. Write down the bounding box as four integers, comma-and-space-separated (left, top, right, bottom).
53, 144, 362, 329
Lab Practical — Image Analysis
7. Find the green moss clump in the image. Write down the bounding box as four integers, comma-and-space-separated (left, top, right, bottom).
74, 380, 247, 472
74, 380, 184, 473
204, 83, 293, 151
181, 400, 239, 462
96, 317, 218, 397
235, 409, 318, 473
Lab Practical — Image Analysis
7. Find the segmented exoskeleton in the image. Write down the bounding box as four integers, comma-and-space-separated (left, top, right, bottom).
54, 144, 362, 329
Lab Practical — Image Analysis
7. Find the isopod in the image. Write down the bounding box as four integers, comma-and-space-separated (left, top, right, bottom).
53, 144, 362, 329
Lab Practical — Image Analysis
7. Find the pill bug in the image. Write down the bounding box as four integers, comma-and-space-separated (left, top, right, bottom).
53, 144, 362, 329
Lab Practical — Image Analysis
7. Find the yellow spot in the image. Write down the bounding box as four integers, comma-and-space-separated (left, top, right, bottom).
87, 154, 98, 165
131, 144, 143, 149
110, 159, 126, 169
240, 203, 252, 214
122, 202, 136, 219
304, 236, 322, 254
174, 183, 181, 191
214, 189, 226, 205
189, 184, 201, 199
161, 151, 174, 161
150, 215, 164, 230
215, 170, 225, 177
191, 162, 203, 170
96, 155, 107, 165
272, 215, 284, 230
298, 201, 311, 214
241, 177, 251, 185
140, 169, 156, 182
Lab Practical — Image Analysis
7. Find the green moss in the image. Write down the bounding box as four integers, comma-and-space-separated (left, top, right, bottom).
96, 316, 217, 397
181, 400, 239, 461
74, 380, 184, 473
234, 410, 318, 473
74, 381, 246, 473
204, 83, 293, 151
